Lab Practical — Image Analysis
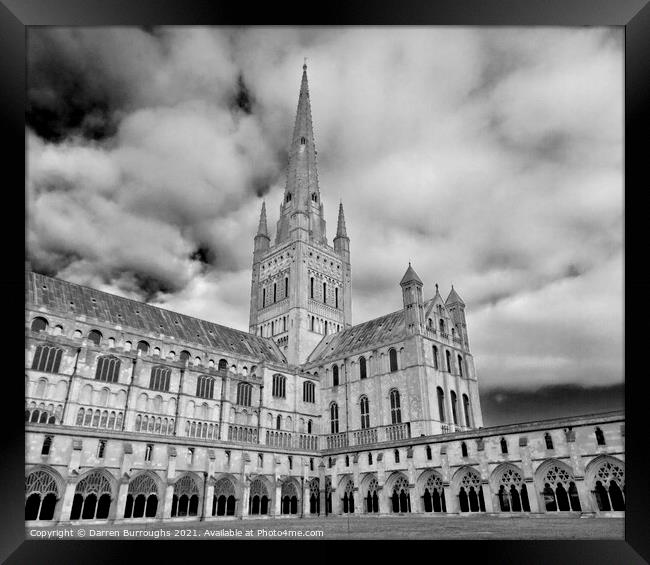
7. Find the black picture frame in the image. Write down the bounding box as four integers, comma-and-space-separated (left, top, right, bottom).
3, 0, 648, 562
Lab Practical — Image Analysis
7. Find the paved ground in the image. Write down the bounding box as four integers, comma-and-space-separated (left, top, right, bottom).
26, 515, 624, 540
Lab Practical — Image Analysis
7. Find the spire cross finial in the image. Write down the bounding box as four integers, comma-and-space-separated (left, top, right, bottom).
435, 283, 439, 292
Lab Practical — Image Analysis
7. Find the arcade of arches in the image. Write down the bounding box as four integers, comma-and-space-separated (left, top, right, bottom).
25, 456, 625, 521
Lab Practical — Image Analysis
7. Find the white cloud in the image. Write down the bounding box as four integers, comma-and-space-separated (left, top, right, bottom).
27, 27, 623, 391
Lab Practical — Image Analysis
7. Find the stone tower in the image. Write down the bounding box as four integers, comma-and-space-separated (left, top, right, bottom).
400, 262, 425, 334
249, 64, 352, 364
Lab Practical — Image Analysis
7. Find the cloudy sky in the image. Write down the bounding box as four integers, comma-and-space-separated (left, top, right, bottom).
26, 27, 623, 425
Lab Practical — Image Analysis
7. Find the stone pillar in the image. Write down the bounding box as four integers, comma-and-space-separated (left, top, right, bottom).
524, 478, 540, 513
274, 482, 282, 516
376, 485, 386, 515
59, 480, 77, 521
574, 478, 594, 513
115, 478, 130, 521
353, 486, 363, 514
162, 484, 174, 518
240, 479, 250, 518
408, 484, 418, 514
443, 483, 458, 513
481, 481, 494, 513
302, 480, 310, 516
202, 477, 213, 520
318, 463, 326, 516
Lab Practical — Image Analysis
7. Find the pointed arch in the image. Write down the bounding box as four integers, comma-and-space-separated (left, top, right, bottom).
417, 469, 446, 513
386, 472, 411, 513
212, 474, 238, 517
585, 455, 625, 512
535, 458, 581, 512
70, 468, 116, 520
490, 463, 530, 512
452, 466, 485, 513
248, 476, 271, 516
25, 466, 64, 521
170, 473, 202, 518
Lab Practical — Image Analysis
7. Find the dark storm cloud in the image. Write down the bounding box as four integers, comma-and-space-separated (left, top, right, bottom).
232, 74, 254, 115
27, 27, 623, 401
480, 384, 624, 427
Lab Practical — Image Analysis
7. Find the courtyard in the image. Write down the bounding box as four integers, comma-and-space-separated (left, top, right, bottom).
26, 515, 624, 540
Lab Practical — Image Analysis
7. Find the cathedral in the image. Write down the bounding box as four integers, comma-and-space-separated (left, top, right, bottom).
25, 64, 624, 525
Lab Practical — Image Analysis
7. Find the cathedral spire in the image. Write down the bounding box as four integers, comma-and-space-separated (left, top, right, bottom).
275, 63, 326, 245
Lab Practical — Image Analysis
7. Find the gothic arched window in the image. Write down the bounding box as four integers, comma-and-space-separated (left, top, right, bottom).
595, 427, 606, 446
360, 395, 370, 429
70, 472, 113, 520
359, 356, 367, 379
500, 437, 508, 454
390, 389, 401, 424
458, 354, 464, 377
389, 348, 398, 372
332, 365, 339, 387
462, 394, 471, 427
196, 375, 215, 399
31, 345, 63, 374
330, 402, 339, 434
303, 381, 315, 403
450, 391, 459, 425
149, 366, 171, 392
437, 387, 445, 422
25, 470, 60, 521
95, 356, 121, 383
272, 374, 286, 398
237, 382, 252, 407
432, 346, 439, 370
446, 350, 452, 372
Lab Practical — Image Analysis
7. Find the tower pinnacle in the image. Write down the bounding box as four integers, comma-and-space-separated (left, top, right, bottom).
336, 202, 348, 238
256, 201, 269, 237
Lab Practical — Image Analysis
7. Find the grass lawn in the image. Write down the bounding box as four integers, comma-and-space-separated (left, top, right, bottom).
26, 515, 624, 540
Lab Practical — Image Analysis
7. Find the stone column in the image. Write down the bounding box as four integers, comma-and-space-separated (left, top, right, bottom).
481, 481, 494, 513
274, 482, 282, 516
240, 482, 250, 518
574, 478, 594, 513
114, 478, 130, 521
302, 480, 310, 516
202, 476, 214, 520
59, 480, 77, 522
353, 486, 363, 514
376, 485, 386, 515
162, 484, 175, 518
524, 478, 540, 513
318, 462, 326, 516
408, 484, 418, 514
443, 483, 458, 514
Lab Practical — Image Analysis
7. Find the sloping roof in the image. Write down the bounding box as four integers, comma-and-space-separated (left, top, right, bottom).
399, 263, 422, 285
26, 271, 287, 365
307, 308, 407, 364
445, 286, 465, 306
